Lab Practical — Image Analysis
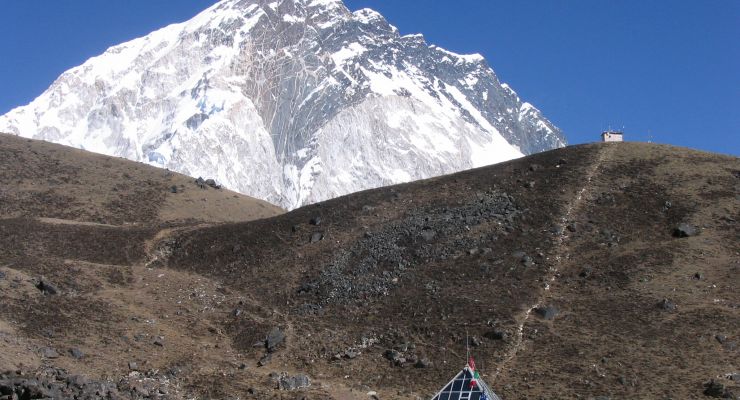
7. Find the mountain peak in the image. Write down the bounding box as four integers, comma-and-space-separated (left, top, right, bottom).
0, 0, 565, 209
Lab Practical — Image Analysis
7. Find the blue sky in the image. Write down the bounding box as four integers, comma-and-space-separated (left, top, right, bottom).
1, 1, 738, 155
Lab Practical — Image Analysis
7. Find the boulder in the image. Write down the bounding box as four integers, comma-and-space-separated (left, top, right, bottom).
534, 305, 559, 320
484, 330, 507, 341
310, 232, 324, 243
309, 216, 322, 226
69, 348, 84, 359
415, 358, 432, 368
36, 279, 58, 295
277, 374, 311, 391
384, 349, 402, 362
258, 353, 272, 366
579, 267, 593, 278
266, 327, 286, 352
703, 379, 725, 397
658, 298, 677, 311
40, 347, 59, 358
673, 223, 699, 238
344, 348, 359, 359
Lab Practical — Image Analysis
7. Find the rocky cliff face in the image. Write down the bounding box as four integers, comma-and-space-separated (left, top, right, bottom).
0, 0, 565, 209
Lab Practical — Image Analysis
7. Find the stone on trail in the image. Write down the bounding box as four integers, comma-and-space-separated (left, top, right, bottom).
534, 305, 559, 320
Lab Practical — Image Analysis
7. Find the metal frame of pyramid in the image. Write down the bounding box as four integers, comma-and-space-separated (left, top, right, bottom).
429, 364, 502, 400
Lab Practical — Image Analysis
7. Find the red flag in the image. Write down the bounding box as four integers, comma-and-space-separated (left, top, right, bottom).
468, 356, 476, 371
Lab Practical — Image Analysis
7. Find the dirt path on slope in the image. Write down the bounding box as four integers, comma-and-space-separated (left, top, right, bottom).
493, 143, 616, 381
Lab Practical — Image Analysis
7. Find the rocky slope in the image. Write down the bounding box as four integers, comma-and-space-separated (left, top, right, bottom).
0, 0, 565, 210
1, 139, 737, 399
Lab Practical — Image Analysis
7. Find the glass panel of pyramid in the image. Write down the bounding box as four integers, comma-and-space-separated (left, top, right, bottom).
430, 367, 502, 400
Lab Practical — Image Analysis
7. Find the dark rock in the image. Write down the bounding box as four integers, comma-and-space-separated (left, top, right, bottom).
694, 272, 703, 280
0, 271, 5, 280
484, 330, 507, 340
522, 255, 534, 268
266, 327, 286, 352
344, 349, 359, 359
309, 216, 321, 226
169, 185, 178, 193
658, 298, 677, 311
523, 181, 535, 189
579, 267, 593, 278
35, 279, 58, 295
69, 348, 84, 359
153, 337, 165, 347
205, 178, 219, 189
238, 363, 247, 370
384, 349, 402, 362
277, 374, 311, 390
534, 305, 559, 320
66, 375, 90, 388
600, 229, 620, 245
195, 177, 207, 189
415, 358, 432, 368
258, 353, 272, 366
715, 334, 727, 344
309, 232, 324, 243
549, 225, 564, 235
673, 223, 699, 238
40, 347, 59, 358
529, 164, 543, 172
566, 223, 578, 232
703, 379, 724, 397
393, 342, 409, 352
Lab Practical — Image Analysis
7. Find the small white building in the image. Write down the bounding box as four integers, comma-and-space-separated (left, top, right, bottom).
601, 131, 624, 142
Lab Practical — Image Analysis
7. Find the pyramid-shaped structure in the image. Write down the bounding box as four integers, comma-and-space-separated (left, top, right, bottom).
430, 363, 502, 400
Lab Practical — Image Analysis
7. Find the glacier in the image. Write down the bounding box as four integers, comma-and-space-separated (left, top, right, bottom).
0, 0, 566, 210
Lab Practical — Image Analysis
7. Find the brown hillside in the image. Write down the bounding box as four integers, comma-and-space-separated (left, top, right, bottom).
0, 141, 737, 399
0, 132, 283, 224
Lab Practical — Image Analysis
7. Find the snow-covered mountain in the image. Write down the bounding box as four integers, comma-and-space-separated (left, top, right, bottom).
0, 0, 565, 209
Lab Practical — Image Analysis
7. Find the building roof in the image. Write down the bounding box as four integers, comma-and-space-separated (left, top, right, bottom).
430, 365, 503, 400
